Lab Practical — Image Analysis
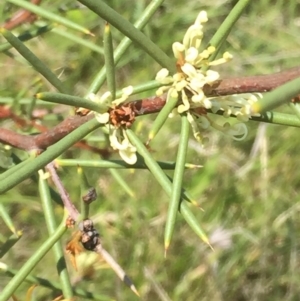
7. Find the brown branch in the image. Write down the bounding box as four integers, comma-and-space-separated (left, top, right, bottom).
204, 66, 300, 96
1, 66, 300, 152
0, 115, 92, 151
46, 162, 80, 221
2, 0, 42, 30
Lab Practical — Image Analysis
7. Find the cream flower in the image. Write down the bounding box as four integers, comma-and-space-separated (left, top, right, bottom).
155, 10, 258, 143
109, 127, 137, 165
89, 87, 137, 165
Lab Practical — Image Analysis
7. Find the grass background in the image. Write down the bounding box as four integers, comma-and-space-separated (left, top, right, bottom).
1, 0, 300, 300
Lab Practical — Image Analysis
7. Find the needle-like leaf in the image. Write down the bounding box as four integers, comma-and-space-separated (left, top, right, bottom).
164, 113, 190, 252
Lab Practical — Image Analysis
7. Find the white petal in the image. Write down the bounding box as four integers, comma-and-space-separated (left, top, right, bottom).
183, 25, 203, 49
195, 11, 208, 25
189, 77, 205, 91
175, 80, 187, 91
185, 47, 199, 63
181, 63, 197, 78
95, 112, 110, 124
87, 93, 97, 102
226, 123, 248, 141
205, 70, 220, 83
156, 68, 169, 81
191, 92, 205, 103
99, 91, 112, 104
172, 42, 185, 59
119, 148, 137, 165
109, 130, 126, 150
170, 88, 179, 98
156, 86, 170, 96
122, 85, 133, 96
178, 104, 189, 113
223, 52, 233, 61
202, 98, 212, 109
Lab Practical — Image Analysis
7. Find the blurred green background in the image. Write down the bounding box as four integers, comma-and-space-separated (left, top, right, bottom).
1, 0, 300, 300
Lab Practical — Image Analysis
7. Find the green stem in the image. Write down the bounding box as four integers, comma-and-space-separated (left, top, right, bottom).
5, 0, 93, 35
126, 129, 209, 245
36, 92, 105, 112
84, 0, 173, 95
0, 266, 111, 300
109, 168, 135, 198
0, 203, 17, 234
0, 28, 68, 94
207, 0, 251, 61
0, 25, 52, 53
0, 157, 34, 183
0, 118, 101, 194
251, 110, 300, 127
39, 170, 73, 299
164, 113, 190, 250
0, 233, 22, 258
148, 93, 178, 142
78, 0, 173, 69
56, 159, 201, 169
252, 77, 300, 113
0, 217, 68, 301
51, 27, 104, 54
116, 80, 162, 97
104, 23, 116, 99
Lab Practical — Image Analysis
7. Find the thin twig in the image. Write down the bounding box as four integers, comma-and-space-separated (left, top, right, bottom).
78, 219, 139, 296
46, 162, 79, 220
95, 244, 140, 296
0, 115, 92, 151
0, 66, 300, 151
2, 0, 42, 30
204, 66, 300, 96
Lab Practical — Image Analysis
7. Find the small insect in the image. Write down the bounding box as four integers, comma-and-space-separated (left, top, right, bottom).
82, 187, 97, 204
78, 219, 100, 251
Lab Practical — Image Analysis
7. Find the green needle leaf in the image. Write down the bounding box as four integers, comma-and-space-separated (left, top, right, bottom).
38, 170, 73, 299
148, 92, 178, 143
207, 0, 251, 63
0, 25, 53, 53
36, 92, 105, 112
116, 80, 162, 97
104, 23, 116, 99
0, 28, 68, 94
0, 264, 111, 300
0, 233, 22, 258
0, 203, 18, 234
78, 0, 174, 74
86, 0, 166, 94
251, 111, 300, 128
164, 113, 190, 251
0, 118, 101, 194
6, 0, 93, 35
0, 157, 34, 183
252, 77, 300, 114
289, 103, 300, 120
56, 158, 202, 170
97, 20, 137, 204
0, 216, 68, 301
109, 168, 136, 198
126, 129, 210, 246
180, 202, 211, 248
51, 27, 104, 54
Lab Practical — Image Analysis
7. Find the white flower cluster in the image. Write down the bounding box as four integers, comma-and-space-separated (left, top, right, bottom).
155, 10, 260, 143
89, 86, 137, 165
91, 10, 261, 164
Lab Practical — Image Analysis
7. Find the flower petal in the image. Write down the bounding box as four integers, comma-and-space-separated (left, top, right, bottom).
119, 148, 137, 165
95, 112, 110, 124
